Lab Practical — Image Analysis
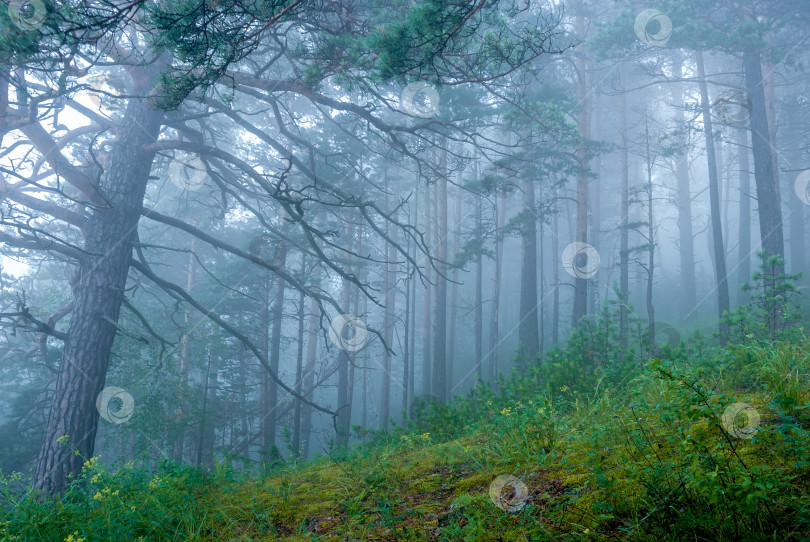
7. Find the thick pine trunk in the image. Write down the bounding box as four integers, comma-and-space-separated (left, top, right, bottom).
33, 96, 163, 495
292, 257, 307, 458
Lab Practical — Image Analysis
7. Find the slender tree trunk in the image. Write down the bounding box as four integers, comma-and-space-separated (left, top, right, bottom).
488, 193, 505, 379
670, 52, 696, 319
447, 172, 462, 390
573, 12, 591, 325
696, 51, 730, 343
432, 144, 448, 402
743, 47, 785, 263
475, 182, 483, 382
292, 256, 307, 458
197, 352, 218, 467
421, 173, 432, 396
380, 215, 395, 429
590, 94, 601, 316
262, 243, 288, 461
173, 244, 196, 463
643, 121, 655, 356
34, 94, 163, 495
300, 265, 321, 460
336, 222, 353, 446
619, 62, 630, 350
737, 127, 752, 305
519, 175, 540, 366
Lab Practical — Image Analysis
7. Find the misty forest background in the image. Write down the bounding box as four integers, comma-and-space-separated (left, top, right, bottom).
0, 0, 809, 538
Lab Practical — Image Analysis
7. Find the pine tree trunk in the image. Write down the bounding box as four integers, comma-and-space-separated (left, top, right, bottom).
572, 12, 591, 326
670, 52, 697, 319
696, 51, 730, 343
519, 175, 540, 365
33, 95, 163, 495
619, 63, 630, 350
743, 47, 785, 263
432, 144, 448, 402
737, 127, 752, 305
172, 244, 196, 463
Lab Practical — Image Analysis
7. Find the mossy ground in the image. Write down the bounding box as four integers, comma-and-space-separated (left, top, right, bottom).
2, 338, 809, 541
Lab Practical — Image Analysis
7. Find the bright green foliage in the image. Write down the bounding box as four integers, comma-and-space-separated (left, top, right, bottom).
2, 319, 809, 540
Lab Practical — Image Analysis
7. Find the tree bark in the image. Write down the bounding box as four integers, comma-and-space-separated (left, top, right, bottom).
519, 174, 540, 366
572, 12, 591, 326
743, 47, 785, 263
172, 243, 196, 463
696, 51, 730, 342
670, 52, 697, 319
33, 94, 163, 495
619, 62, 630, 350
737, 127, 752, 305
431, 144, 448, 402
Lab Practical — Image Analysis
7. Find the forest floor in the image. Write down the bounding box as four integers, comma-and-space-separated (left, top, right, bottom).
2, 337, 809, 541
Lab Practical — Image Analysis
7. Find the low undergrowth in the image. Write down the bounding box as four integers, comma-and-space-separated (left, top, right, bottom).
2, 332, 809, 541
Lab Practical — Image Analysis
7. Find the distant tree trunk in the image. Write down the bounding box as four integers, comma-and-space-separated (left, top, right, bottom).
475, 189, 483, 382
402, 230, 411, 419
670, 52, 696, 319
787, 102, 805, 278
422, 173, 432, 395
173, 244, 196, 463
619, 62, 630, 349
432, 144, 448, 402
197, 352, 218, 467
737, 127, 752, 305
380, 214, 395, 428
337, 222, 354, 446
265, 244, 287, 457
551, 180, 560, 347
519, 174, 540, 366
300, 265, 321, 460
539, 218, 546, 354
743, 47, 785, 264
642, 121, 655, 356
260, 276, 273, 454
572, 12, 591, 326
696, 51, 730, 343
292, 257, 307, 458
33, 91, 163, 495
447, 172, 462, 390
489, 193, 505, 379
590, 95, 601, 316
